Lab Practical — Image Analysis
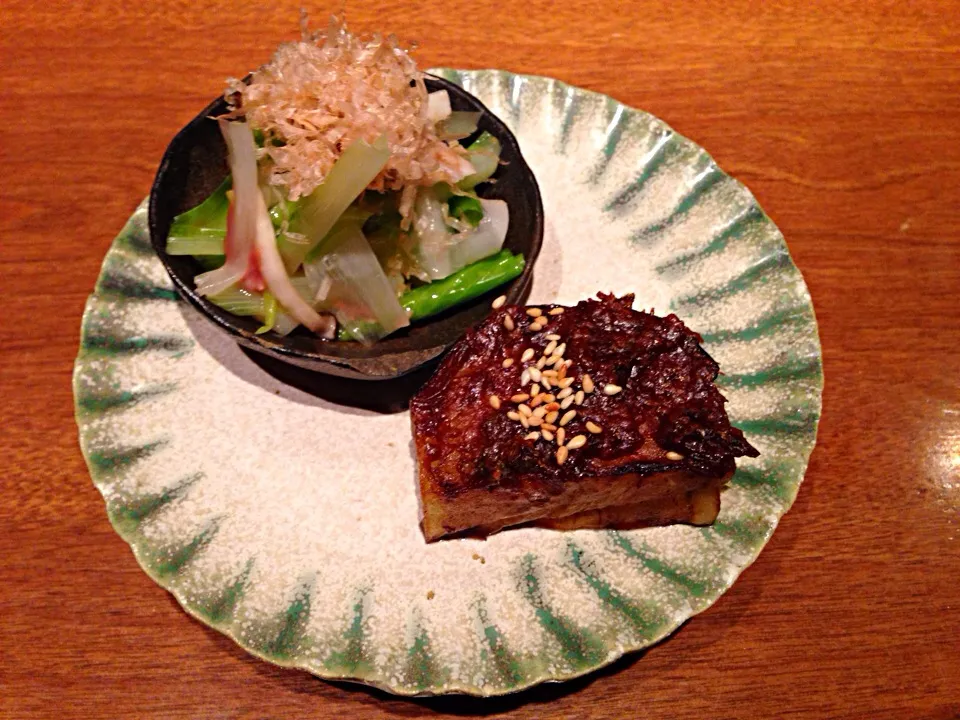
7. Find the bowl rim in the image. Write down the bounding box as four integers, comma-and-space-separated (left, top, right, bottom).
148, 73, 543, 380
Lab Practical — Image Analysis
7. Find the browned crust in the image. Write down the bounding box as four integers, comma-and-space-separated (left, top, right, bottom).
411, 294, 758, 543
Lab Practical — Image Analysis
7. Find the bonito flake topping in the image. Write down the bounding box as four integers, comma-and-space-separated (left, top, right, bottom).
225, 15, 474, 213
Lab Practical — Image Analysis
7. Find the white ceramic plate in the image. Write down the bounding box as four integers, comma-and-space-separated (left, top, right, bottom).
74, 69, 822, 696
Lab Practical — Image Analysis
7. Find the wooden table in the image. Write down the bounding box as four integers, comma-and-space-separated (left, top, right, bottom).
3, 1, 958, 717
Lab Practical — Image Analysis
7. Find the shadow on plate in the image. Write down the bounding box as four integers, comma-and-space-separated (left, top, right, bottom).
181, 301, 439, 414
180, 264, 533, 414
241, 348, 437, 414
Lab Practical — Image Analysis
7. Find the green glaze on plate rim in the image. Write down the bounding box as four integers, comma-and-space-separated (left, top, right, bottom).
74, 69, 822, 696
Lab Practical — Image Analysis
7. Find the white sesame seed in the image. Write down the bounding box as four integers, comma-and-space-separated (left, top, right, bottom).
544, 340, 557, 357
492, 295, 507, 309
511, 393, 530, 403
586, 421, 602, 434
545, 354, 560, 367
533, 406, 547, 419
566, 434, 587, 450
604, 384, 623, 396
544, 402, 560, 412
536, 355, 548, 369
575, 390, 585, 405
527, 415, 543, 427
518, 404, 532, 417
542, 369, 558, 378
520, 368, 531, 386
560, 410, 577, 426
564, 359, 574, 369
554, 343, 566, 357
507, 411, 522, 421
560, 395, 575, 410
556, 446, 569, 465
529, 394, 544, 408
520, 415, 530, 428
521, 348, 535, 363
557, 387, 573, 399
541, 376, 552, 389
548, 307, 565, 315
524, 431, 540, 441
530, 384, 540, 397
559, 377, 575, 389
582, 374, 595, 393
543, 394, 556, 404
502, 358, 514, 368
556, 427, 566, 446
545, 410, 559, 424
489, 395, 501, 409
504, 314, 515, 331
542, 423, 557, 432
557, 364, 567, 380
526, 307, 542, 317
541, 429, 555, 441
665, 451, 684, 461
529, 367, 542, 383
546, 334, 561, 341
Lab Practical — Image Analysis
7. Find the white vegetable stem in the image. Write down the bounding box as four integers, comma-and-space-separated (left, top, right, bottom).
252, 189, 334, 337
426, 90, 452, 123
413, 191, 509, 281
437, 111, 481, 140
194, 120, 260, 297
450, 198, 509, 269
412, 190, 452, 280
304, 225, 410, 344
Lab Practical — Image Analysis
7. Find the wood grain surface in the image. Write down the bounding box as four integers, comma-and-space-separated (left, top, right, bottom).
2, 1, 959, 718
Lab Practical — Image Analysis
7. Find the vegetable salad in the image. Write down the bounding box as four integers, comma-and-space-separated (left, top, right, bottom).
166, 17, 524, 343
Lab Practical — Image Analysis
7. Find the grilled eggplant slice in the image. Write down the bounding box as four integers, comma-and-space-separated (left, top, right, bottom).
410, 293, 758, 542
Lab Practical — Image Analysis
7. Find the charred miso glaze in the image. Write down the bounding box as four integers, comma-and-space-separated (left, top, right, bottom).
411, 294, 759, 501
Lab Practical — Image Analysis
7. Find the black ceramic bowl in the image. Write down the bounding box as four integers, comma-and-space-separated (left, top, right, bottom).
149, 75, 543, 381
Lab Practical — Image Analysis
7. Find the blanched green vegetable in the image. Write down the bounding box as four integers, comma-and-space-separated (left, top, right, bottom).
413, 187, 509, 281
255, 292, 278, 335
207, 276, 319, 337
334, 250, 525, 340
268, 197, 297, 230
437, 111, 481, 140
303, 207, 373, 263
447, 195, 483, 226
401, 249, 524, 321
207, 286, 266, 316
166, 176, 231, 255
458, 132, 501, 190
281, 136, 390, 272
166, 103, 514, 343
167, 235, 225, 256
